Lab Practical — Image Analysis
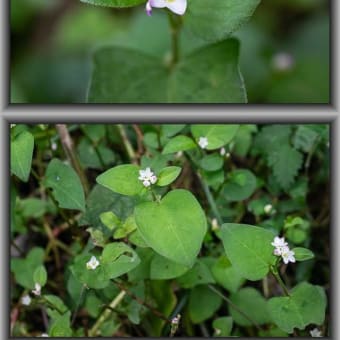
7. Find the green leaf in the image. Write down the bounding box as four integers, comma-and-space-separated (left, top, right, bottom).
189, 285, 222, 323
177, 259, 215, 288
146, 281, 177, 336
33, 265, 47, 287
156, 166, 181, 186
11, 130, 34, 182
44, 158, 85, 211
229, 287, 271, 326
71, 254, 110, 289
80, 0, 145, 8
44, 294, 69, 316
71, 243, 140, 289
99, 211, 121, 230
199, 154, 224, 172
268, 144, 303, 190
150, 254, 189, 280
268, 282, 327, 333
191, 125, 239, 150
161, 124, 186, 137
113, 215, 137, 239
49, 311, 73, 337
220, 223, 276, 280
213, 316, 233, 337
162, 135, 197, 154
222, 169, 257, 201
211, 255, 245, 293
293, 125, 319, 152
135, 189, 207, 267
11, 247, 45, 289
96, 164, 144, 196
87, 39, 246, 103
292, 247, 315, 261
101, 242, 140, 278
185, 0, 261, 42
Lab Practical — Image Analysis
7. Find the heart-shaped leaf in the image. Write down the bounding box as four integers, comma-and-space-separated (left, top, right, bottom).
222, 169, 257, 201
267, 282, 327, 333
87, 39, 246, 103
44, 159, 86, 211
96, 164, 144, 196
150, 253, 189, 280
185, 0, 261, 42
191, 125, 239, 150
189, 285, 222, 323
229, 287, 271, 326
134, 189, 207, 266
162, 135, 197, 154
11, 130, 34, 182
220, 223, 276, 280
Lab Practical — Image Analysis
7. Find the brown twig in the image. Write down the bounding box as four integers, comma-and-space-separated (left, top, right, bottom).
132, 124, 144, 159
55, 124, 89, 195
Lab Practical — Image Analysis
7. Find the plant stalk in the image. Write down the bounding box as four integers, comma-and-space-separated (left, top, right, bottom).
88, 290, 126, 337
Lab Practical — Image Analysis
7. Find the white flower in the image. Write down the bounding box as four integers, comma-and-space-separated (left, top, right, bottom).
146, 0, 187, 16
281, 247, 296, 264
310, 328, 322, 337
220, 147, 226, 156
271, 236, 288, 249
211, 218, 219, 231
32, 283, 41, 296
86, 256, 100, 270
21, 295, 31, 306
264, 204, 273, 214
41, 333, 49, 337
138, 167, 157, 187
171, 314, 181, 325
198, 137, 208, 149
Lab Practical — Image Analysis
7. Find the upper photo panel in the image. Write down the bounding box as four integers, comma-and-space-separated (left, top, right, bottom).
11, 0, 330, 104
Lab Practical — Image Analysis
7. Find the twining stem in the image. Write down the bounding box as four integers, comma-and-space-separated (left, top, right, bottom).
271, 266, 290, 296
71, 284, 86, 326
117, 125, 137, 163
88, 290, 126, 337
207, 284, 261, 331
199, 173, 223, 225
56, 124, 89, 195
167, 12, 182, 66
42, 218, 60, 270
184, 153, 223, 225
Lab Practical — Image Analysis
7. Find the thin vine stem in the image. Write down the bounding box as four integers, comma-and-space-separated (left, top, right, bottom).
207, 284, 262, 331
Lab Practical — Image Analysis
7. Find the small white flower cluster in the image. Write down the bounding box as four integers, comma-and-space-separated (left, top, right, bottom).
138, 167, 157, 187
310, 328, 322, 337
198, 137, 208, 149
86, 256, 100, 270
32, 283, 42, 296
21, 294, 31, 306
271, 236, 295, 264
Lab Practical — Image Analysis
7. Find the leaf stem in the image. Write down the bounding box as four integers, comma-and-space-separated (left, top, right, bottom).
88, 290, 126, 337
113, 280, 170, 323
207, 284, 261, 331
184, 152, 223, 225
167, 12, 182, 66
56, 124, 89, 195
270, 266, 290, 296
